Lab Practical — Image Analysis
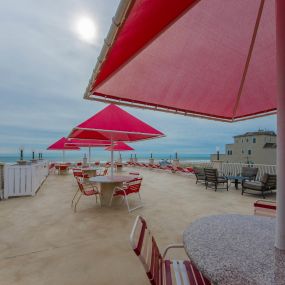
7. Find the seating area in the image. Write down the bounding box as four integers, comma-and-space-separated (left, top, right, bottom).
0, 165, 276, 284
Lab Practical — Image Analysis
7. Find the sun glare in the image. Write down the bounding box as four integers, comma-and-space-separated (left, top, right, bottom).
76, 16, 97, 43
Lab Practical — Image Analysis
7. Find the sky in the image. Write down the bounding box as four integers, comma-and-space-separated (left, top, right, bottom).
0, 0, 277, 157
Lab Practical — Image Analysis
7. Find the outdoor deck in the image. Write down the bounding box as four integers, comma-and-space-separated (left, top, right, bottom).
0, 167, 275, 285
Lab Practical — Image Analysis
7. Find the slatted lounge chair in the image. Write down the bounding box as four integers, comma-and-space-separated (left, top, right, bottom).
110, 177, 143, 212
204, 168, 228, 191
193, 168, 206, 184
130, 216, 212, 285
254, 200, 276, 217
71, 177, 100, 212
242, 173, 276, 198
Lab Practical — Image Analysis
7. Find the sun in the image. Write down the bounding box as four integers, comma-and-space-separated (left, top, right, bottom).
75, 16, 97, 43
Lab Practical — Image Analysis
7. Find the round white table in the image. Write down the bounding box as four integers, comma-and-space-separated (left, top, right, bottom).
183, 214, 285, 285
89, 175, 134, 206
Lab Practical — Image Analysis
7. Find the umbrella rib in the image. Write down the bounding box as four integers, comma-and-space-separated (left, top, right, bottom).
232, 0, 265, 119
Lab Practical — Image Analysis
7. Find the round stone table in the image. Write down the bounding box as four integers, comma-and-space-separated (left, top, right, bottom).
89, 175, 133, 206
183, 214, 285, 285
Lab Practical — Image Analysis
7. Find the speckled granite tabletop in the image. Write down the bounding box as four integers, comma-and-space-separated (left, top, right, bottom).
183, 214, 285, 285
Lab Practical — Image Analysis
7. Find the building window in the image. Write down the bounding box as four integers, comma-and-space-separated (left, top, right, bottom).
242, 149, 244, 154
246, 138, 248, 142
242, 139, 243, 143
248, 149, 251, 155
253, 138, 256, 143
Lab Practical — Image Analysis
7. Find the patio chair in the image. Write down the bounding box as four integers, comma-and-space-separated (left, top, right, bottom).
242, 173, 276, 198
110, 177, 143, 212
254, 200, 276, 217
98, 167, 108, 176
193, 167, 206, 184
130, 216, 211, 285
204, 168, 228, 191
71, 177, 101, 212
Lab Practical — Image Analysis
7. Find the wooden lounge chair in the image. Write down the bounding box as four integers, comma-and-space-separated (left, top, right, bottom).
242, 173, 276, 198
254, 200, 276, 217
204, 168, 228, 191
71, 177, 100, 212
110, 177, 143, 212
130, 216, 211, 285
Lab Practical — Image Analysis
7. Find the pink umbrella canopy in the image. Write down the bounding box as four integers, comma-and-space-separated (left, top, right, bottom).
68, 104, 164, 141
47, 137, 80, 150
81, 0, 285, 250
84, 0, 276, 122
105, 142, 134, 151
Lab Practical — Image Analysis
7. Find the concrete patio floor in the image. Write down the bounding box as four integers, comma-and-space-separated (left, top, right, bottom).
0, 167, 275, 285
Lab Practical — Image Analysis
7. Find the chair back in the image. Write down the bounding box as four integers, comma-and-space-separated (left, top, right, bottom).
101, 167, 108, 176
76, 177, 87, 194
241, 167, 258, 180
262, 174, 277, 189
254, 200, 276, 217
204, 168, 218, 183
59, 165, 68, 171
130, 216, 162, 285
126, 178, 142, 194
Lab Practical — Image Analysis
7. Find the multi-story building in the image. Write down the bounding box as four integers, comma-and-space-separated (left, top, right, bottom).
211, 130, 276, 165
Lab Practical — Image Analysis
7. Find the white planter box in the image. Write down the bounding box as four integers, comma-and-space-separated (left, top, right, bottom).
3, 160, 49, 199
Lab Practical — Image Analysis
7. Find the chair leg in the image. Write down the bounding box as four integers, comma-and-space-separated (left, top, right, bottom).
74, 193, 82, 212
125, 196, 131, 213
109, 189, 116, 206
71, 189, 80, 206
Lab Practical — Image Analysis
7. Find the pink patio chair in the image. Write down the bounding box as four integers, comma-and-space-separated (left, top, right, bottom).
48, 163, 55, 174
71, 177, 101, 212
110, 177, 143, 212
254, 200, 276, 217
130, 216, 212, 285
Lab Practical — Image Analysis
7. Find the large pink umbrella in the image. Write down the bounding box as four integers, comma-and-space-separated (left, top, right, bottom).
68, 104, 164, 175
47, 137, 80, 162
105, 142, 134, 151
65, 139, 111, 163
82, 0, 285, 249
105, 141, 134, 162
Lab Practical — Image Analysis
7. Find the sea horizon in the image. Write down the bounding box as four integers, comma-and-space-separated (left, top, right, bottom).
0, 152, 211, 163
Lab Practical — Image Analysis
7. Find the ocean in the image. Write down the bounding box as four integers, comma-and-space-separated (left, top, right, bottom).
0, 152, 210, 164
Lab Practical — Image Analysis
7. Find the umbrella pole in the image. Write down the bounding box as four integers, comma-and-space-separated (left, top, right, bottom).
111, 138, 114, 177
88, 146, 91, 165
62, 150, 65, 163
275, 0, 285, 250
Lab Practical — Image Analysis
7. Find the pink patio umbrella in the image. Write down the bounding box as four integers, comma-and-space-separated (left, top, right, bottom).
105, 141, 134, 162
47, 137, 80, 162
105, 141, 134, 151
68, 104, 164, 175
82, 0, 285, 249
65, 139, 111, 164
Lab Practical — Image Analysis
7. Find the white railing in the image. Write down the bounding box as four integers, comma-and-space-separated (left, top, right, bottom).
188, 161, 214, 168
3, 160, 49, 199
220, 163, 276, 180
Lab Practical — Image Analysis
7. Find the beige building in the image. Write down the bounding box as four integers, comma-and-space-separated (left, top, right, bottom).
212, 131, 276, 165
